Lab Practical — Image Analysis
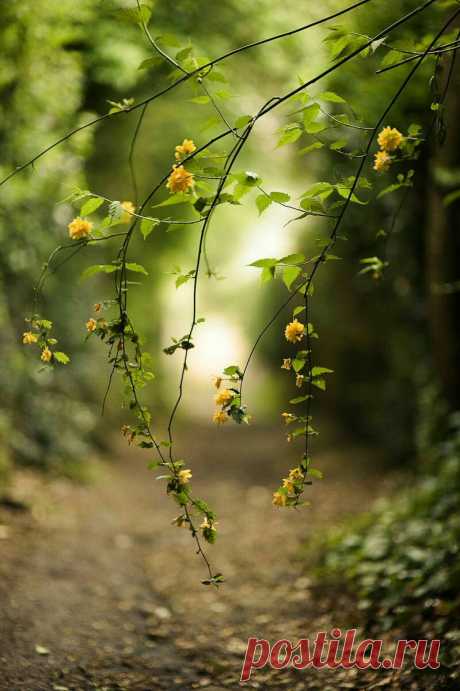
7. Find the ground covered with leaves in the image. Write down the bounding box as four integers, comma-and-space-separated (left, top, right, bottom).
0, 425, 454, 690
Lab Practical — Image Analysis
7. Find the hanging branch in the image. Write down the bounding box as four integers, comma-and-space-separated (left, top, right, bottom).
17, 1, 460, 584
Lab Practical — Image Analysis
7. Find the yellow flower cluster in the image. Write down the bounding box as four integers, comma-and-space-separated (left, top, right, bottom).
212, 376, 235, 424
215, 388, 233, 406
213, 410, 228, 425
281, 358, 292, 370
86, 318, 97, 333
284, 319, 305, 343
22, 331, 38, 345
373, 150, 391, 174
175, 138, 196, 160
40, 347, 52, 363
178, 468, 192, 484
373, 126, 404, 173
272, 467, 304, 507
68, 217, 93, 240
166, 165, 194, 194
120, 200, 136, 224
377, 126, 404, 152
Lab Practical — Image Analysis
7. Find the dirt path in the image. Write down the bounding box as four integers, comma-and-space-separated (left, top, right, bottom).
0, 424, 428, 690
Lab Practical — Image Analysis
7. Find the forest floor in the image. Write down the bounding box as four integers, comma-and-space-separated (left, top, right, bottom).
0, 424, 448, 690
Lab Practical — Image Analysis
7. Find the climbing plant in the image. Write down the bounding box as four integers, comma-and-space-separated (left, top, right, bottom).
4, 0, 460, 584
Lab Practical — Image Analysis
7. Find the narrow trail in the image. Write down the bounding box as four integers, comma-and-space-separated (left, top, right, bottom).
0, 424, 414, 690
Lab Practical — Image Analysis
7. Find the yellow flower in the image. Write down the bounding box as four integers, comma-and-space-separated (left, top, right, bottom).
175, 138, 197, 160
120, 200, 136, 224
284, 319, 305, 343
22, 331, 38, 345
40, 347, 52, 363
272, 491, 287, 507
68, 217, 93, 240
172, 514, 188, 528
213, 410, 228, 425
281, 358, 292, 370
296, 374, 305, 388
178, 468, 192, 484
377, 126, 403, 152
166, 165, 194, 194
200, 516, 218, 531
288, 467, 304, 482
94, 302, 102, 313
281, 412, 296, 424
373, 150, 391, 173
86, 318, 97, 333
215, 388, 234, 406
121, 424, 135, 445
282, 478, 295, 493
213, 376, 222, 389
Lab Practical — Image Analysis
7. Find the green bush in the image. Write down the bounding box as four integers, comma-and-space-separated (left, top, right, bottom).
313, 414, 460, 650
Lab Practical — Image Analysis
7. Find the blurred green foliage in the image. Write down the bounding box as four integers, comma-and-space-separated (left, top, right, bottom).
1, 0, 459, 481
313, 412, 460, 655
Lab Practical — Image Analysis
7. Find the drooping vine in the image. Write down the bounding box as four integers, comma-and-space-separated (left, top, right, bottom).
10, 0, 460, 584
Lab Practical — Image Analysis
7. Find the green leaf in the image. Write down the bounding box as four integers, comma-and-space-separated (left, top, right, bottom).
270, 191, 291, 203
153, 193, 191, 208
312, 378, 326, 391
283, 266, 301, 290
234, 114, 252, 128
330, 139, 347, 151
305, 121, 327, 135
293, 306, 306, 317
80, 264, 119, 281
126, 263, 148, 275
318, 91, 346, 103
249, 257, 278, 268
312, 366, 333, 376
280, 253, 305, 265
277, 126, 302, 147
256, 194, 272, 216
308, 468, 323, 479
302, 103, 320, 126
53, 351, 70, 365
443, 189, 460, 207
261, 266, 276, 282
290, 395, 309, 404
190, 96, 210, 105
298, 141, 324, 155
140, 218, 159, 239
80, 196, 104, 216
336, 185, 367, 204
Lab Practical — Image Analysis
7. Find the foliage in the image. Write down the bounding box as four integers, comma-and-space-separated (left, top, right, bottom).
311, 414, 460, 658
3, 1, 460, 583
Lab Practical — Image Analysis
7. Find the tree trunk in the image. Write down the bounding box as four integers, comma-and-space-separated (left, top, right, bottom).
426, 56, 460, 411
